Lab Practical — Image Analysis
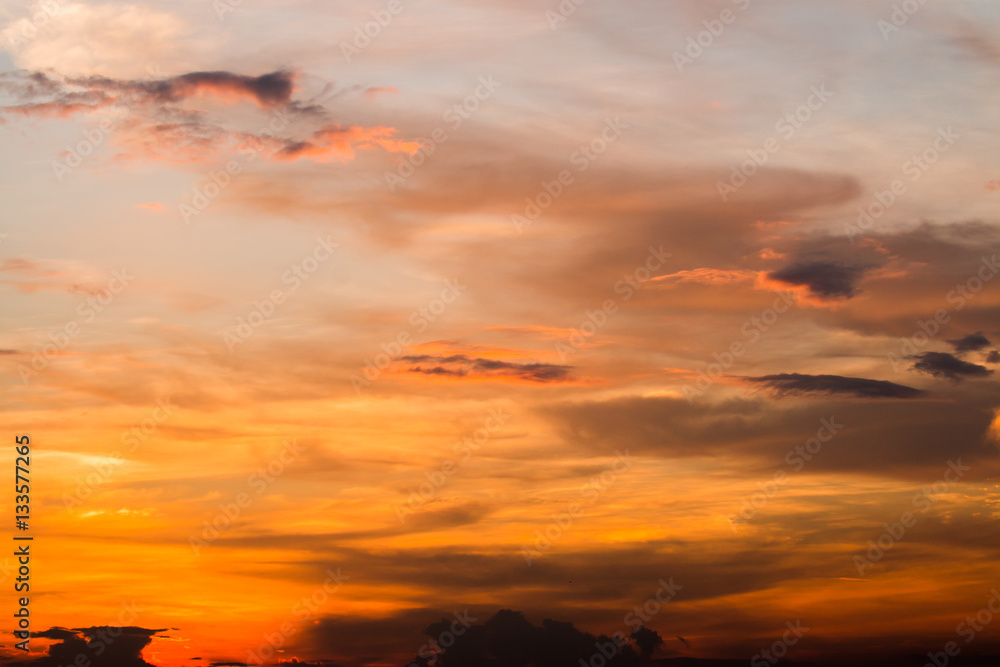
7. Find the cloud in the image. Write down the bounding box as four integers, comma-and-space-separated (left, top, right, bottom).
274, 124, 421, 163
988, 351, 1000, 364
303, 609, 658, 667
651, 268, 758, 286
0, 257, 113, 295
741, 373, 925, 399
400, 355, 573, 383
947, 332, 992, 353
0, 70, 416, 166
909, 352, 994, 381
25, 626, 166, 667
544, 393, 1000, 477
0, 2, 189, 77
765, 261, 874, 300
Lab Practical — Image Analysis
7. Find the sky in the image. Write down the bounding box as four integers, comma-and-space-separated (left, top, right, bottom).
0, 0, 999, 665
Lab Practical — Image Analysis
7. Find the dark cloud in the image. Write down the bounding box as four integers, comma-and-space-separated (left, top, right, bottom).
544, 393, 1000, 478
766, 261, 873, 299
409, 609, 660, 667
948, 332, 992, 353
988, 351, 1000, 364
742, 373, 924, 399
66, 70, 295, 108
400, 355, 572, 382
909, 352, 993, 381
0, 70, 411, 166
303, 609, 659, 667
23, 627, 166, 667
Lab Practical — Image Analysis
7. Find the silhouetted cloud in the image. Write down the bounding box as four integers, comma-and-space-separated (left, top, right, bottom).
24, 626, 167, 667
909, 352, 993, 381
766, 261, 873, 299
407, 609, 656, 667
988, 351, 1000, 364
742, 373, 925, 399
400, 355, 572, 382
948, 333, 992, 353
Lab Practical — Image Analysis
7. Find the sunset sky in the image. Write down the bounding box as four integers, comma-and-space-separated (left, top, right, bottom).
1, 0, 1000, 665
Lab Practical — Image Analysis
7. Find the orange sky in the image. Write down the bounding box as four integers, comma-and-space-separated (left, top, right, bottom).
1, 1, 1000, 666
